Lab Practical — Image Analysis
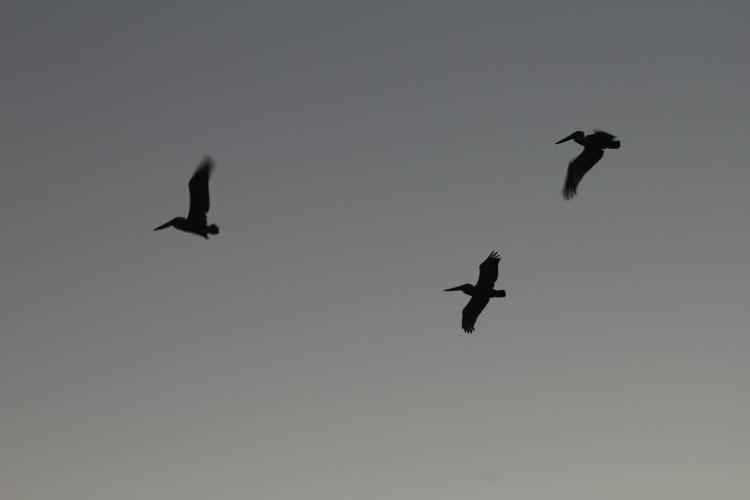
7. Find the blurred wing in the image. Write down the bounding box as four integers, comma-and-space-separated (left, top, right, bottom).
562, 147, 603, 200
461, 296, 489, 333
187, 157, 214, 223
475, 251, 500, 289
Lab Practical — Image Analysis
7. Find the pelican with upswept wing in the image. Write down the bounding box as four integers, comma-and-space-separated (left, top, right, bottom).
154, 156, 220, 239
556, 130, 621, 200
444, 251, 507, 334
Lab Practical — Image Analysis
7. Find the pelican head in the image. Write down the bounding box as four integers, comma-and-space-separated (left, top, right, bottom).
555, 131, 585, 144
444, 284, 474, 295
154, 217, 184, 231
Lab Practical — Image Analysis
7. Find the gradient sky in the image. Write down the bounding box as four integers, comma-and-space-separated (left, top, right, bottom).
2, 2, 750, 499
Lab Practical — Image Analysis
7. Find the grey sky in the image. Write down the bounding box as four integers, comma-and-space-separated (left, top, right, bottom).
2, 2, 749, 499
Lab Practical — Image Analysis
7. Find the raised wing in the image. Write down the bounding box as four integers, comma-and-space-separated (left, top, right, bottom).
461, 296, 490, 333
590, 130, 621, 150
187, 156, 215, 224
591, 130, 616, 140
475, 251, 500, 290
562, 147, 603, 200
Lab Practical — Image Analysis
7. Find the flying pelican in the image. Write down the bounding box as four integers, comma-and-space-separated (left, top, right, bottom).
444, 251, 506, 334
154, 156, 220, 238
556, 130, 621, 200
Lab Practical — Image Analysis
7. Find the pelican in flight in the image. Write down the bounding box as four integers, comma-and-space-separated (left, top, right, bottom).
154, 156, 220, 238
556, 130, 621, 199
444, 251, 506, 334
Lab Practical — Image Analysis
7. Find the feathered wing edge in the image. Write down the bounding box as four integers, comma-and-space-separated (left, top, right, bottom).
476, 251, 501, 288
562, 168, 580, 199
461, 296, 490, 334
562, 148, 604, 200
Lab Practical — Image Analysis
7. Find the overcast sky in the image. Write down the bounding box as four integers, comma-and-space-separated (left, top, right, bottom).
2, 2, 750, 499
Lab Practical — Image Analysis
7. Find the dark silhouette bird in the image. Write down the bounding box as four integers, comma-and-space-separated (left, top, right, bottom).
444, 251, 506, 334
154, 156, 220, 238
556, 130, 621, 200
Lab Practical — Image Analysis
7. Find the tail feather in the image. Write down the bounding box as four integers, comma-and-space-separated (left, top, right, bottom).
608, 140, 621, 149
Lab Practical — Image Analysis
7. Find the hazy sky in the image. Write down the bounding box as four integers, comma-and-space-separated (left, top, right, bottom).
2, 2, 750, 499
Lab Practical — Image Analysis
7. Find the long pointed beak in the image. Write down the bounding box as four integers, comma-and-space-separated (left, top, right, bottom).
555, 133, 576, 144
154, 220, 173, 231
444, 286, 463, 292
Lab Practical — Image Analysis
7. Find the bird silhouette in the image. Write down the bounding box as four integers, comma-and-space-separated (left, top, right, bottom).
556, 130, 621, 199
154, 156, 220, 238
444, 251, 506, 334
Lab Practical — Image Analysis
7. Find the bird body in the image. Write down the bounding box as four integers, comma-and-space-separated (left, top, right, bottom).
557, 130, 620, 199
156, 216, 219, 239
154, 156, 220, 239
445, 252, 506, 333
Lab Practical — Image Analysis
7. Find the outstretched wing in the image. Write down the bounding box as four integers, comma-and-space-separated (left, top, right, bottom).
562, 147, 603, 200
475, 251, 500, 289
461, 296, 490, 333
187, 156, 215, 224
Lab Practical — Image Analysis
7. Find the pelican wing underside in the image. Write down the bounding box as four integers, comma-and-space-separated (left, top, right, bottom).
562, 147, 604, 199
461, 295, 490, 333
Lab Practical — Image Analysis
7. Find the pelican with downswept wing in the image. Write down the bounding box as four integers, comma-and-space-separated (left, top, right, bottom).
556, 130, 621, 200
444, 251, 507, 334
